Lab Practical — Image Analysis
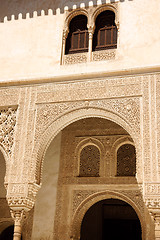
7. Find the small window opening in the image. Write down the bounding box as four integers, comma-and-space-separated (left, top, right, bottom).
79, 145, 100, 177
65, 15, 89, 54
93, 10, 117, 51
117, 144, 136, 177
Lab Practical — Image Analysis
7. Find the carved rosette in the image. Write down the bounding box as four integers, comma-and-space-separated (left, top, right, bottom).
0, 107, 17, 156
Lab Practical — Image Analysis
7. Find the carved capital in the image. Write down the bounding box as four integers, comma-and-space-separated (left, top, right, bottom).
115, 20, 120, 31
154, 215, 160, 230
149, 210, 160, 238
10, 209, 27, 223
63, 29, 69, 41
7, 182, 41, 211
87, 25, 95, 39
145, 196, 160, 234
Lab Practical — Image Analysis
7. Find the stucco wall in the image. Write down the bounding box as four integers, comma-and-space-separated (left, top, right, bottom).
0, 0, 160, 81
31, 132, 61, 240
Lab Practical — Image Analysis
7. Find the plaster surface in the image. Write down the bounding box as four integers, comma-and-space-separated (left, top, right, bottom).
0, 0, 160, 81
31, 132, 61, 240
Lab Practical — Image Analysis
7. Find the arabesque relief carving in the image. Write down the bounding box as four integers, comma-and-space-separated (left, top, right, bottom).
64, 52, 88, 64
35, 97, 140, 140
0, 107, 17, 156
72, 189, 144, 216
92, 49, 116, 61
7, 183, 40, 211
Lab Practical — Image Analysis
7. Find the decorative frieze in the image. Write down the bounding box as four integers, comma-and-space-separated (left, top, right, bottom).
64, 52, 88, 65
145, 183, 160, 196
145, 198, 160, 209
92, 49, 116, 61
144, 184, 160, 213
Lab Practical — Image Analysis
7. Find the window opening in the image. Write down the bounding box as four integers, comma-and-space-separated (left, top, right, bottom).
117, 144, 136, 176
79, 145, 100, 177
93, 10, 117, 51
65, 15, 89, 54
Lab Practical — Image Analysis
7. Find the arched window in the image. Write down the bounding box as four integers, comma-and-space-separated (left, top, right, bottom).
117, 144, 136, 176
93, 10, 117, 51
65, 15, 89, 54
79, 145, 100, 177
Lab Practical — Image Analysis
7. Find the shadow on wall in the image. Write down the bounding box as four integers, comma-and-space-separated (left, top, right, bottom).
0, 0, 133, 22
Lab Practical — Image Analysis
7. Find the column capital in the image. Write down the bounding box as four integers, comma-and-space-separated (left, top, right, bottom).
63, 29, 69, 41
6, 182, 41, 212
145, 198, 160, 240
115, 20, 120, 31
87, 25, 95, 38
10, 209, 27, 223
11, 209, 27, 240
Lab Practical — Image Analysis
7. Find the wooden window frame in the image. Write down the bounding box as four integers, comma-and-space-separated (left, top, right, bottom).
65, 15, 89, 55
93, 10, 117, 52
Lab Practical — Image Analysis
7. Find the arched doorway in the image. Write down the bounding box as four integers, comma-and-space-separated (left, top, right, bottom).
80, 199, 142, 240
33, 113, 142, 240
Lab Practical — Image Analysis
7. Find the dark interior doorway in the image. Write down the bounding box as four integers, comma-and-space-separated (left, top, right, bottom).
80, 199, 142, 240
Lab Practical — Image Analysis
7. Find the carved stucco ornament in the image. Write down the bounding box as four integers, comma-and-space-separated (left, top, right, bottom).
36, 97, 140, 140
70, 189, 145, 240
0, 107, 17, 156
7, 183, 40, 212
72, 189, 144, 216
34, 97, 141, 184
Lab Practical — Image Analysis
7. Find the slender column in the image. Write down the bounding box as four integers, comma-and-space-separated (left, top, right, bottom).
11, 210, 26, 240
88, 26, 94, 62
61, 29, 69, 65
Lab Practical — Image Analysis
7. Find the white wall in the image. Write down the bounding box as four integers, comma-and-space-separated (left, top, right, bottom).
0, 0, 160, 81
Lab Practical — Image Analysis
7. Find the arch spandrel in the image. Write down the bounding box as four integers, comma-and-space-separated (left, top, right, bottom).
33, 106, 141, 185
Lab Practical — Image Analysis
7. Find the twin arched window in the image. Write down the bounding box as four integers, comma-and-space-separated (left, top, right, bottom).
78, 143, 136, 177
65, 10, 117, 55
